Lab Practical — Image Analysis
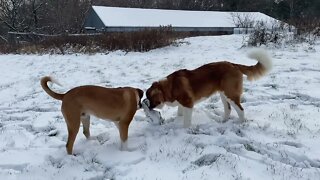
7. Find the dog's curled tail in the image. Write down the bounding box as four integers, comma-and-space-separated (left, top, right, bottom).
41, 76, 64, 100
236, 48, 272, 81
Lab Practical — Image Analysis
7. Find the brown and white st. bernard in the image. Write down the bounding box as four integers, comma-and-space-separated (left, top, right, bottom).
41, 76, 144, 155
146, 49, 272, 127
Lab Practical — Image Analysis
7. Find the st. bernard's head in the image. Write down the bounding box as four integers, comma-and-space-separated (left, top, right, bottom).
146, 82, 165, 109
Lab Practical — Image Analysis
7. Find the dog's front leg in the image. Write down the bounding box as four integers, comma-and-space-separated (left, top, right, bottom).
177, 105, 183, 116
183, 107, 193, 128
226, 98, 245, 122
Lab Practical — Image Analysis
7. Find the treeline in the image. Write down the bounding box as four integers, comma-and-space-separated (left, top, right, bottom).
1, 0, 319, 39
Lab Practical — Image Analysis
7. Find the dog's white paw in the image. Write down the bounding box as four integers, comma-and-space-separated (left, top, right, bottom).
120, 141, 128, 151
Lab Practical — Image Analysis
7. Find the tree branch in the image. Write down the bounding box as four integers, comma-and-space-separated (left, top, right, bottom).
0, 34, 8, 43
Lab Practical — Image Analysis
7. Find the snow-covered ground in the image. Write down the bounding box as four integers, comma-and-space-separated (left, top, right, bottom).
0, 35, 320, 180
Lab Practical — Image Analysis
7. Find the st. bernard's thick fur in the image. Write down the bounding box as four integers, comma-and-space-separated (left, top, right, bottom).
146, 49, 272, 127
41, 77, 143, 154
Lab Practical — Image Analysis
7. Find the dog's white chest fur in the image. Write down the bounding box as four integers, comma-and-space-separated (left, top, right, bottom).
165, 101, 180, 107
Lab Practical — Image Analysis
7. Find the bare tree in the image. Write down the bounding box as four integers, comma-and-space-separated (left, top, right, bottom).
29, 0, 45, 29
0, 34, 7, 43
231, 12, 255, 28
0, 0, 26, 31
39, 0, 91, 34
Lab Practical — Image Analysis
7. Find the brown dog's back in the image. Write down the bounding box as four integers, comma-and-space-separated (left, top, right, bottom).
63, 86, 137, 121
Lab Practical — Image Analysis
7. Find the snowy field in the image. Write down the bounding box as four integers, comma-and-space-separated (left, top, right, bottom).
0, 35, 320, 180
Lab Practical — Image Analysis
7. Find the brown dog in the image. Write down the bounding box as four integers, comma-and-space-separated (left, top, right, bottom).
41, 76, 143, 155
146, 49, 272, 127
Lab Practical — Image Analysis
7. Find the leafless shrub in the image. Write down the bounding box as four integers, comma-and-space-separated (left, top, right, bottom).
246, 21, 284, 47
287, 18, 320, 44
231, 12, 255, 31
313, 27, 320, 37
243, 18, 301, 47
232, 11, 319, 47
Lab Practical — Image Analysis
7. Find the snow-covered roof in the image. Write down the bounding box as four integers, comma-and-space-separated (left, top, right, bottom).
92, 6, 278, 28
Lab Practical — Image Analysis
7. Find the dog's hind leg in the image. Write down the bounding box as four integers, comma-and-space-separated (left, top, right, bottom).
81, 114, 90, 139
66, 122, 80, 155
226, 95, 245, 122
119, 120, 130, 151
119, 112, 136, 151
222, 74, 245, 122
220, 92, 231, 122
62, 105, 81, 155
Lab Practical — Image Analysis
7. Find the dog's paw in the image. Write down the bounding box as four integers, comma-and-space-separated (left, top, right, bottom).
220, 117, 229, 123
120, 141, 128, 151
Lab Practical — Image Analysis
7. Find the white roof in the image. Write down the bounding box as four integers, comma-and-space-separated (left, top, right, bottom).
92, 6, 278, 28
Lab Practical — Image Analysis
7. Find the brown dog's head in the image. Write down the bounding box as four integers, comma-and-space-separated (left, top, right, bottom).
136, 88, 144, 109
146, 82, 165, 109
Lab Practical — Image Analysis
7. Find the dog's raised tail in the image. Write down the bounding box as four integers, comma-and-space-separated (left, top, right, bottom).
41, 76, 64, 100
236, 49, 272, 81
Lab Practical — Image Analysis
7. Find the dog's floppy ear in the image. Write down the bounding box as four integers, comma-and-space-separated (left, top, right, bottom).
136, 88, 144, 99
